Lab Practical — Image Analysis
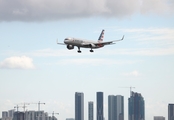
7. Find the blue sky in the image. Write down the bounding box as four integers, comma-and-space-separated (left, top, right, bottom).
0, 0, 174, 120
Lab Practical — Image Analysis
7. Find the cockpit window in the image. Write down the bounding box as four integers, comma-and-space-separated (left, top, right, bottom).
65, 38, 73, 40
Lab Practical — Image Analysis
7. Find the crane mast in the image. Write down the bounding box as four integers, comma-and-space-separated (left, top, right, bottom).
30, 101, 45, 111
38, 101, 45, 111
119, 86, 135, 96
48, 111, 59, 120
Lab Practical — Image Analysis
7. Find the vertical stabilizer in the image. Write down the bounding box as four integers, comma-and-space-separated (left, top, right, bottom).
98, 30, 105, 42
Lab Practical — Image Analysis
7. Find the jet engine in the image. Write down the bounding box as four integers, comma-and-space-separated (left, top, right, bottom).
67, 45, 74, 50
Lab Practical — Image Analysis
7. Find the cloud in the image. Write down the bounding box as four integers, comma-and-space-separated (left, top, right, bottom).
111, 48, 174, 56
0, 0, 173, 22
123, 70, 141, 77
57, 58, 136, 66
114, 27, 174, 53
0, 56, 35, 69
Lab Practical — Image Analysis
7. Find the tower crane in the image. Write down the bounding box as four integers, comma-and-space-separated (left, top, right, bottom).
14, 104, 29, 112
48, 111, 59, 120
14, 105, 21, 112
119, 86, 135, 96
21, 103, 30, 111
30, 101, 45, 111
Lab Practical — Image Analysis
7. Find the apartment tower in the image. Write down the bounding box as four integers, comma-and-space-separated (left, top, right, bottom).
75, 92, 84, 120
97, 92, 103, 120
128, 91, 145, 120
108, 95, 124, 120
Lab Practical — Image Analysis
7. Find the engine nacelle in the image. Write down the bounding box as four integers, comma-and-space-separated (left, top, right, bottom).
67, 45, 74, 50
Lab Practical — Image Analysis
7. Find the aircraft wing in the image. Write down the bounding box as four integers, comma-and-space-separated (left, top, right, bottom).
94, 35, 124, 46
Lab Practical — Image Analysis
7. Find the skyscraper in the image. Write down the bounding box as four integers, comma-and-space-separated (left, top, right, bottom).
168, 104, 174, 120
128, 91, 145, 120
108, 95, 124, 120
97, 92, 103, 120
75, 92, 84, 120
88, 101, 94, 120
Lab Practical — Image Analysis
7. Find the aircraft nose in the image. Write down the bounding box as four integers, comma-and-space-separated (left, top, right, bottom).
64, 38, 73, 44
64, 39, 68, 44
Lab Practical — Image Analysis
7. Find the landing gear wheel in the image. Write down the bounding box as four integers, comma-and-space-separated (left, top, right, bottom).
78, 50, 81, 53
90, 49, 94, 52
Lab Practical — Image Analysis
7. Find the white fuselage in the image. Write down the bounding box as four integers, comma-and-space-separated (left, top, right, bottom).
64, 37, 104, 48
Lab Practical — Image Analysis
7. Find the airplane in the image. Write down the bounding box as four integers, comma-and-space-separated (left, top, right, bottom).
57, 29, 124, 53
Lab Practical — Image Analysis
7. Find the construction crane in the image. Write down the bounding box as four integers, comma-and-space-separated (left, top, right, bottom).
21, 103, 30, 111
30, 101, 45, 111
119, 86, 135, 96
48, 111, 59, 120
14, 104, 29, 112
14, 105, 21, 112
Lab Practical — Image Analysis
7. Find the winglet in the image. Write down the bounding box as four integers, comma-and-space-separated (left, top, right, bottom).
121, 35, 124, 40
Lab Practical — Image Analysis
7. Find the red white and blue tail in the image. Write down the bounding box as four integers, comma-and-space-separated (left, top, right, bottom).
98, 29, 105, 42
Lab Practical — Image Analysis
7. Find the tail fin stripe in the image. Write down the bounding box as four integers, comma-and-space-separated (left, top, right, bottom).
98, 29, 105, 42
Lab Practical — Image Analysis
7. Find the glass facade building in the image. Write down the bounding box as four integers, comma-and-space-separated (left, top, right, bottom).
128, 91, 145, 120
97, 92, 103, 120
88, 101, 94, 120
108, 95, 124, 120
75, 92, 84, 120
168, 104, 174, 120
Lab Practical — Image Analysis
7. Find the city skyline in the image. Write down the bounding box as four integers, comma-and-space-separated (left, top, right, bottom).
0, 1, 174, 119
1, 91, 173, 120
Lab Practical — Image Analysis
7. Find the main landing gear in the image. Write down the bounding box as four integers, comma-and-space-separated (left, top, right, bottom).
90, 49, 94, 52
77, 47, 81, 53
77, 47, 94, 53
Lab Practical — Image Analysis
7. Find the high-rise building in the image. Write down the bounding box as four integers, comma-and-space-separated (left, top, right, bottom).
97, 92, 103, 120
75, 92, 84, 120
154, 116, 165, 120
25, 111, 36, 120
168, 104, 174, 120
8, 110, 14, 118
108, 95, 124, 120
128, 91, 145, 120
2, 111, 8, 118
88, 101, 94, 120
13, 112, 24, 120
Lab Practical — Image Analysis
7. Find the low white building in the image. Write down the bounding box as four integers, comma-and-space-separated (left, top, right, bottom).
154, 116, 165, 120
